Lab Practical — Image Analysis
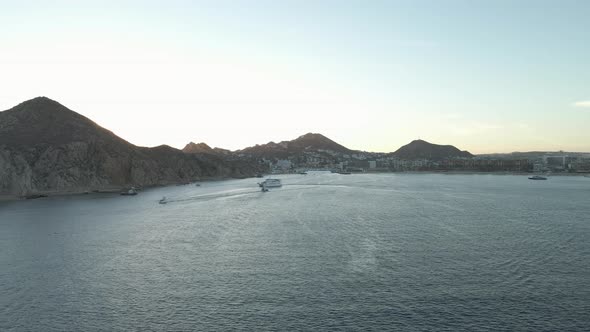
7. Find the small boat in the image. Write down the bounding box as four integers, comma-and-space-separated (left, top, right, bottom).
338, 171, 352, 175
528, 175, 547, 180
159, 196, 167, 204
258, 178, 282, 188
255, 173, 264, 178
298, 171, 308, 175
121, 187, 138, 195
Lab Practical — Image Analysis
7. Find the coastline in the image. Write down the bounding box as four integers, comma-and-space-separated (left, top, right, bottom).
2, 172, 587, 202
366, 170, 590, 176
0, 175, 248, 202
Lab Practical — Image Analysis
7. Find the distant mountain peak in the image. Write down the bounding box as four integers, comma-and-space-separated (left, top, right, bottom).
237, 132, 351, 158
297, 132, 324, 139
30, 96, 55, 102
303, 133, 350, 151
13, 96, 66, 111
182, 141, 218, 154
0, 96, 126, 147
391, 139, 473, 160
21, 96, 56, 103
7, 96, 72, 115
185, 142, 212, 149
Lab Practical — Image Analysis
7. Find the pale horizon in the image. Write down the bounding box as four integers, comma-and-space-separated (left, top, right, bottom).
1, 1, 589, 154
3, 96, 590, 155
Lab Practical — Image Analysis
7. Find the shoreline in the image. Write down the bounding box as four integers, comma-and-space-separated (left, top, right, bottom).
295, 170, 589, 176
2, 172, 587, 202
0, 175, 248, 202
365, 170, 590, 176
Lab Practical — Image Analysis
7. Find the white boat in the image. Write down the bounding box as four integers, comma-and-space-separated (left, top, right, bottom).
258, 178, 282, 188
159, 196, 167, 204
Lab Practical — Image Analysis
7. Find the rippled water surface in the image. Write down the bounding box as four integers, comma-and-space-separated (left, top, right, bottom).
1, 173, 589, 331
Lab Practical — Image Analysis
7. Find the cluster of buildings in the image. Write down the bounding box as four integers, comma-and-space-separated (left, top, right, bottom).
257, 151, 590, 174
259, 150, 374, 173
532, 154, 590, 173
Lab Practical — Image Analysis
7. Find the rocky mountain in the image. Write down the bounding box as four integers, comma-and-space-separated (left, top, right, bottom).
236, 133, 352, 159
182, 142, 215, 154
182, 142, 231, 156
0, 97, 258, 197
390, 139, 473, 160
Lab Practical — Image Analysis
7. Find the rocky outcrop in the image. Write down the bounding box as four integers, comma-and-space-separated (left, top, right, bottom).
182, 142, 218, 155
390, 139, 473, 160
0, 97, 258, 196
181, 143, 233, 157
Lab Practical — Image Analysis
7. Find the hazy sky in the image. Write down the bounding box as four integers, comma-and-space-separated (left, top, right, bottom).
1, 0, 589, 153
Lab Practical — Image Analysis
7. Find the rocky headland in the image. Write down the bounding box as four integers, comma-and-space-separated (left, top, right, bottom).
0, 97, 260, 198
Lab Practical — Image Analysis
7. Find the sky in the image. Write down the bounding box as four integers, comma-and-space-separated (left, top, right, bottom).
1, 0, 589, 153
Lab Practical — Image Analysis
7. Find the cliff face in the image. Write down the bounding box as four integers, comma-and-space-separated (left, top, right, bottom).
0, 97, 256, 196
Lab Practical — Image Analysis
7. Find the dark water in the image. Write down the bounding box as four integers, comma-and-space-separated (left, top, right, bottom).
1, 173, 589, 331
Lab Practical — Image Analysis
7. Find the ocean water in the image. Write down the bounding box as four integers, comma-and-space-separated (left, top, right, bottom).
1, 173, 589, 331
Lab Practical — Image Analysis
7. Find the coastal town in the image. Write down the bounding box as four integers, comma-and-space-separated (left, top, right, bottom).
247, 148, 590, 175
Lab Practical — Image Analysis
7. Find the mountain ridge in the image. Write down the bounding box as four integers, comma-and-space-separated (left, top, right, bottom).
0, 97, 480, 196
0, 97, 259, 196
235, 132, 353, 159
